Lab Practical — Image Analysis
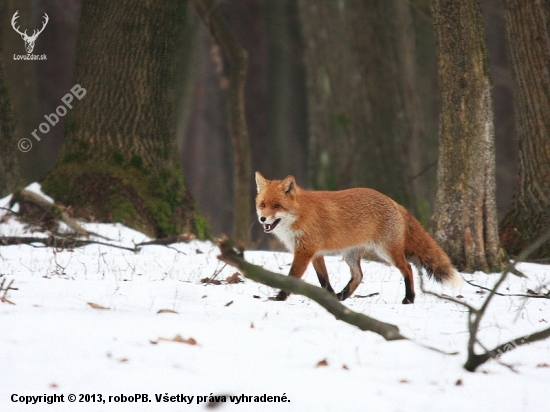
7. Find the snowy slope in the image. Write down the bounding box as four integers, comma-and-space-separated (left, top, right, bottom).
1, 185, 549, 412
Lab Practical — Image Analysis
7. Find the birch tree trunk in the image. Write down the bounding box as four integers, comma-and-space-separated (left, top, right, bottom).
431, 0, 504, 272
500, 0, 550, 259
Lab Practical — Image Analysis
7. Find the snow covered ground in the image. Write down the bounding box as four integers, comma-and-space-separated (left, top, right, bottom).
1, 185, 549, 411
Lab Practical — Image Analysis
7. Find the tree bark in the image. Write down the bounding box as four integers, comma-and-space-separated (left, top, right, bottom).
500, 1, 550, 259
1, 1, 48, 183
41, 0, 208, 239
265, 0, 308, 183
193, 0, 252, 245
181, 25, 233, 237
431, 0, 504, 272
298, 0, 436, 222
0, 0, 23, 195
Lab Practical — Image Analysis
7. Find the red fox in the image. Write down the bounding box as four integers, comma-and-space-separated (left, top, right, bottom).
255, 172, 462, 304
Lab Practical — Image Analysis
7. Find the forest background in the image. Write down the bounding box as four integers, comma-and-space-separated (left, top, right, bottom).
0, 0, 547, 263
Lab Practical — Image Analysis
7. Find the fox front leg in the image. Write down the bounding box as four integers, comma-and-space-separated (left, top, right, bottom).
271, 250, 313, 301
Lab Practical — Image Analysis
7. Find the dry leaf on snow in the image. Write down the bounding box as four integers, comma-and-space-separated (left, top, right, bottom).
157, 334, 197, 345
87, 302, 109, 310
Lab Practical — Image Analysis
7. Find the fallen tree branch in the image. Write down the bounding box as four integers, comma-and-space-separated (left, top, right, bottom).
217, 238, 405, 341
0, 235, 136, 252
4, 190, 197, 251
13, 189, 88, 236
135, 233, 196, 247
0, 232, 197, 253
0, 206, 20, 215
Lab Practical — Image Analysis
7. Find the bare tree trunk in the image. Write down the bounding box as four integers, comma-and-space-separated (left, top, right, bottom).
41, 0, 208, 239
297, 0, 435, 221
265, 0, 308, 183
34, 0, 81, 171
193, 0, 252, 245
500, 0, 550, 259
2, 1, 47, 184
0, 0, 23, 195
182, 25, 233, 238
431, 0, 504, 272
0, 56, 22, 195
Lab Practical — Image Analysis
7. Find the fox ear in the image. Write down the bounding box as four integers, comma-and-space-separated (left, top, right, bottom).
282, 175, 296, 196
255, 171, 268, 193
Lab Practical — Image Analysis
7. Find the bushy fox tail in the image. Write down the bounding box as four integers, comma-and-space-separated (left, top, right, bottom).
402, 210, 463, 288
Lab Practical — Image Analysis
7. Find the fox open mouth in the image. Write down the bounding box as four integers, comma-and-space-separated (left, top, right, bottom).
263, 218, 281, 233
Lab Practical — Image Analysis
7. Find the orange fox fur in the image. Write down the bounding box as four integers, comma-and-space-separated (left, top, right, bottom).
255, 172, 461, 304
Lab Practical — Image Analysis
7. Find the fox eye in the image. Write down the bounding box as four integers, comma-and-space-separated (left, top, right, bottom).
273, 204, 280, 209
260, 202, 265, 208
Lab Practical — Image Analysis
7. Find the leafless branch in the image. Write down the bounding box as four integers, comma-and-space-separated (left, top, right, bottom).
217, 237, 460, 355
0, 232, 197, 253
422, 227, 550, 372
14, 189, 88, 236
0, 235, 136, 252
464, 278, 549, 299
0, 277, 18, 304
135, 233, 196, 247
216, 237, 404, 340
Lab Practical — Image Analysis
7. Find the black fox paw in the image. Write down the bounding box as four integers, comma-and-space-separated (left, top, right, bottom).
269, 291, 288, 301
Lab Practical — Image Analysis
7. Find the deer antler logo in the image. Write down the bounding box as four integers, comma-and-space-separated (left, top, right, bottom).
11, 11, 49, 54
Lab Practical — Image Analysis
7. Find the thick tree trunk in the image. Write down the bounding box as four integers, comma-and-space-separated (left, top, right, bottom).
42, 0, 208, 239
431, 0, 504, 273
0, 54, 22, 195
0, 1, 23, 195
500, 1, 550, 259
265, 0, 308, 183
2, 1, 47, 184
297, 0, 435, 222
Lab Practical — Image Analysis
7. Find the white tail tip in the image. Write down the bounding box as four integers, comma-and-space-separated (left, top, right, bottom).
444, 270, 465, 288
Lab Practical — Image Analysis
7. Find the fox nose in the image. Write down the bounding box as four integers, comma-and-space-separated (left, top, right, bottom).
260, 217, 266, 223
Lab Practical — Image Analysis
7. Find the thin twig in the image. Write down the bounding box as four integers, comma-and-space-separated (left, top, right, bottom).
401, 159, 438, 188
0, 206, 19, 215
418, 272, 477, 312
464, 279, 549, 299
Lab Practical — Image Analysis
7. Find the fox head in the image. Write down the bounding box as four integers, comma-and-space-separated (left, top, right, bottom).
255, 172, 297, 234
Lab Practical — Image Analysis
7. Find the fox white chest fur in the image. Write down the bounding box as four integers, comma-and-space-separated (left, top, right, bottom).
271, 214, 299, 251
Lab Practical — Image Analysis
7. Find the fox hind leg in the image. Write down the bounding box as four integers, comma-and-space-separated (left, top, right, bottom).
388, 248, 415, 304
336, 248, 364, 301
